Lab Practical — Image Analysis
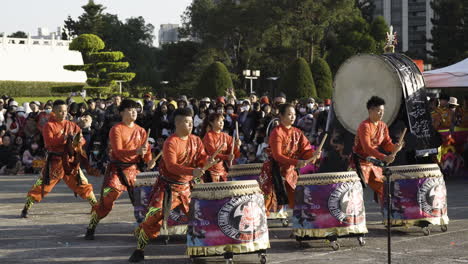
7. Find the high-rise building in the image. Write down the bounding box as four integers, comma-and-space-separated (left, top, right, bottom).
373, 0, 433, 59
158, 24, 179, 46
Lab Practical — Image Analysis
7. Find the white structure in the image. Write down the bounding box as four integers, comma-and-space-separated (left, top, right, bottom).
423, 58, 468, 88
158, 24, 179, 46
0, 35, 86, 83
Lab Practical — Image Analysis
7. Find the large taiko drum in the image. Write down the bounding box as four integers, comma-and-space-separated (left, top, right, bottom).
133, 172, 188, 236
228, 163, 263, 181
293, 171, 368, 238
186, 180, 269, 257
383, 164, 449, 230
333, 53, 423, 134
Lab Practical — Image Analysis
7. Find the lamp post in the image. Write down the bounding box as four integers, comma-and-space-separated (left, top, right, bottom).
160, 81, 169, 98
115, 80, 126, 94
243, 69, 260, 94
266, 77, 279, 98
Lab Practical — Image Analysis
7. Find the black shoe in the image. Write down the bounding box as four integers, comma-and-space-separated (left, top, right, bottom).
20, 209, 28, 218
129, 249, 144, 263
84, 228, 95, 240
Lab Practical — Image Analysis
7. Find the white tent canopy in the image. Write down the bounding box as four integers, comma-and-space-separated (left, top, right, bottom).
423, 58, 468, 88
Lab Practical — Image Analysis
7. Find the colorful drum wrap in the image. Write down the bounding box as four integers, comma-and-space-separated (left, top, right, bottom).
228, 163, 263, 181
293, 171, 368, 238
383, 164, 449, 227
187, 180, 270, 256
133, 172, 188, 235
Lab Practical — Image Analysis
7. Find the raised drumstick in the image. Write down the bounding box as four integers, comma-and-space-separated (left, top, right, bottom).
304, 133, 328, 164
229, 122, 238, 167
202, 143, 225, 171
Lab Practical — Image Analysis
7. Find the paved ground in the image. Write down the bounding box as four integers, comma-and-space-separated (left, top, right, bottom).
1, 174, 467, 264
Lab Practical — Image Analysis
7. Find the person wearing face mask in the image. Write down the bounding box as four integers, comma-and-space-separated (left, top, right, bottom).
6, 106, 19, 136
224, 104, 238, 134
193, 107, 207, 136
150, 102, 172, 139
200, 113, 241, 182
257, 104, 322, 216
36, 104, 53, 133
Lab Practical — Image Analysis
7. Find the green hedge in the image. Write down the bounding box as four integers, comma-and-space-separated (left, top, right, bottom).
0, 81, 86, 97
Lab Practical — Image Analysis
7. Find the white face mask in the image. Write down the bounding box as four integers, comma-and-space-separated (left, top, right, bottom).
208, 109, 215, 114
45, 109, 52, 114
325, 106, 330, 111
31, 144, 39, 150
17, 112, 26, 118
299, 108, 306, 113
307, 103, 314, 109
244, 105, 250, 111
318, 107, 325, 111
227, 109, 234, 115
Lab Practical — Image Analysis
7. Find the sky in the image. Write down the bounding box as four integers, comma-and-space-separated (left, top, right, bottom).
0, 0, 192, 46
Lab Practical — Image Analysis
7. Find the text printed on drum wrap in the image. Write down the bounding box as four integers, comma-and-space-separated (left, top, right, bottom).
305, 133, 327, 164
229, 121, 239, 167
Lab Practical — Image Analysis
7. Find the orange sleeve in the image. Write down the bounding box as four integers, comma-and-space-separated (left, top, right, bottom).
358, 123, 386, 160
110, 126, 137, 160
164, 138, 195, 176
270, 129, 298, 166
195, 136, 209, 167
43, 123, 65, 149
298, 130, 314, 160
380, 124, 396, 153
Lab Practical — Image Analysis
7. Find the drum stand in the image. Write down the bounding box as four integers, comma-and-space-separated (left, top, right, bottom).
383, 166, 392, 264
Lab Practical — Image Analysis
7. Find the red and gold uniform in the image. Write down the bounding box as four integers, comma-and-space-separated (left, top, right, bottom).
24, 114, 96, 211
135, 134, 208, 250
88, 122, 151, 228
353, 119, 396, 200
432, 106, 454, 132
202, 130, 240, 182
257, 124, 315, 214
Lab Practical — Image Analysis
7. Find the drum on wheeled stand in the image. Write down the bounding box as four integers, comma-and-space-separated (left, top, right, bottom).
383, 164, 449, 236
293, 171, 368, 251
187, 180, 269, 264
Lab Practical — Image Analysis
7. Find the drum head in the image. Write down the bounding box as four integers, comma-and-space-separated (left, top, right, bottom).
333, 54, 402, 134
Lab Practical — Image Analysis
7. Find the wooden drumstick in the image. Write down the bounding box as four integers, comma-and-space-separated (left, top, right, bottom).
304, 133, 328, 164
140, 128, 151, 157
202, 143, 225, 171
152, 151, 163, 162
229, 122, 238, 167
391, 128, 407, 156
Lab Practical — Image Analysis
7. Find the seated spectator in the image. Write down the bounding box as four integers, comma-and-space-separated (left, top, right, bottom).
0, 135, 22, 175
22, 142, 45, 174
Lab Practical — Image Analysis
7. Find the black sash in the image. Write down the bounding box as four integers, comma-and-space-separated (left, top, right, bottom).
270, 159, 289, 205
352, 152, 368, 189
159, 175, 189, 230
110, 161, 137, 206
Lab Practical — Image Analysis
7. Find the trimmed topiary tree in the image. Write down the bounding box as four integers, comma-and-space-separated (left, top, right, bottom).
194, 61, 233, 98
64, 34, 135, 96
280, 57, 317, 99
311, 58, 333, 100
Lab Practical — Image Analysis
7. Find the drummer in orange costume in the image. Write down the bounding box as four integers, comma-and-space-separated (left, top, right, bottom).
129, 108, 214, 263
258, 104, 321, 214
201, 113, 241, 182
353, 96, 403, 203
85, 99, 153, 240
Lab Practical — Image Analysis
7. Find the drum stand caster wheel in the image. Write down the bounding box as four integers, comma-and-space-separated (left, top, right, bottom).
422, 227, 431, 236
164, 236, 170, 245
281, 219, 289, 227
259, 254, 267, 264
330, 241, 340, 251
441, 225, 448, 232
357, 236, 366, 246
